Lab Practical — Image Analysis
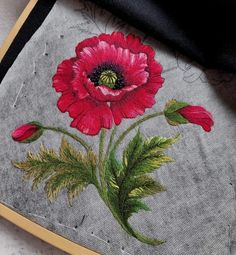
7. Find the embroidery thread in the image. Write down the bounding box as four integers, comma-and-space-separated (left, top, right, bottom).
11, 32, 214, 245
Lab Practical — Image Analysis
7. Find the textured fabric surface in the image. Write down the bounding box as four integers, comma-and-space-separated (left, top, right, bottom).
0, 1, 236, 254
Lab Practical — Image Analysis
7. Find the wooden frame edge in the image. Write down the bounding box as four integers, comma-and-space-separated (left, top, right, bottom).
0, 1, 100, 254
0, 0, 38, 61
0, 204, 99, 255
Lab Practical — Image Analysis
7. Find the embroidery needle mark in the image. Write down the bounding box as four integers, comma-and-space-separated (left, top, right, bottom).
79, 214, 86, 226
12, 82, 25, 108
91, 232, 108, 245
32, 60, 36, 74
43, 42, 49, 56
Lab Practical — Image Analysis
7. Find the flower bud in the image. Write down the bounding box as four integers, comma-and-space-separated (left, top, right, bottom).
164, 100, 214, 132
11, 122, 43, 143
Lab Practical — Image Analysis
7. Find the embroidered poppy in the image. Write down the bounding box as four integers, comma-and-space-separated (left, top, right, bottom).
11, 122, 43, 143
164, 100, 214, 132
53, 32, 164, 135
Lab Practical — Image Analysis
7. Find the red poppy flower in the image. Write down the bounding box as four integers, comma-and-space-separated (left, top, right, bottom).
11, 122, 43, 143
177, 105, 214, 132
52, 32, 164, 135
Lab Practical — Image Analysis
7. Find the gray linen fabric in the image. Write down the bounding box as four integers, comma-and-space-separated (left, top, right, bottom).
0, 1, 236, 254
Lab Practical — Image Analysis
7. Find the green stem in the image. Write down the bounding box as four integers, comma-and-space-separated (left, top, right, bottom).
104, 126, 117, 163
123, 221, 165, 245
99, 129, 106, 190
96, 184, 164, 245
42, 126, 92, 152
113, 111, 164, 151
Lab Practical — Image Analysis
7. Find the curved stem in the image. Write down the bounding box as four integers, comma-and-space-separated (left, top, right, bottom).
99, 129, 106, 190
123, 221, 165, 245
113, 111, 164, 151
42, 126, 92, 152
96, 184, 164, 245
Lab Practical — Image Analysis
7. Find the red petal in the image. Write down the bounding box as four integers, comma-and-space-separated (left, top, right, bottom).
98, 32, 126, 48
52, 58, 75, 92
57, 92, 76, 113
111, 87, 156, 125
178, 105, 214, 132
75, 36, 99, 56
71, 75, 89, 99
70, 98, 113, 135
99, 32, 155, 61
84, 78, 134, 102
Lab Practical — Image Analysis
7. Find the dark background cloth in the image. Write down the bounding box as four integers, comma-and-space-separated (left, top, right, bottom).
90, 0, 236, 73
1, 0, 235, 83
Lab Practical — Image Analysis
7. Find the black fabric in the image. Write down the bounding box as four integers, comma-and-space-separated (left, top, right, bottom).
1, 0, 235, 84
0, 0, 56, 83
90, 0, 236, 73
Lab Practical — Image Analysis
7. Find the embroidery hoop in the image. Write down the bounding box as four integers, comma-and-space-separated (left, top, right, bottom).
0, 1, 99, 254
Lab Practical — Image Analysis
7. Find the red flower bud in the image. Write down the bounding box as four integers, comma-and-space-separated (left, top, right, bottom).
164, 100, 214, 132
12, 122, 43, 143
177, 105, 214, 132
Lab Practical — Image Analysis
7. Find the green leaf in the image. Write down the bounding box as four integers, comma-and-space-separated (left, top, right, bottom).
144, 134, 180, 152
165, 112, 189, 126
45, 169, 89, 203
123, 133, 179, 177
12, 137, 97, 202
123, 129, 143, 168
128, 176, 166, 198
164, 99, 189, 113
123, 199, 151, 220
67, 182, 87, 203
105, 131, 178, 224
105, 150, 123, 185
164, 99, 189, 126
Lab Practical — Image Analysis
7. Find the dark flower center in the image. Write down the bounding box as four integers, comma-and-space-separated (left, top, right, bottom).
88, 63, 125, 90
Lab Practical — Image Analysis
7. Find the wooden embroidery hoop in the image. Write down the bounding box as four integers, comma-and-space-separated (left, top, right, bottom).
0, 1, 99, 254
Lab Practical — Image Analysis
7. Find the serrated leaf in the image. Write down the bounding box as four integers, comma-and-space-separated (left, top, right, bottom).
130, 154, 173, 176
128, 176, 166, 198
105, 150, 123, 185
45, 171, 87, 202
123, 129, 143, 168
122, 199, 151, 220
105, 130, 178, 224
13, 137, 96, 202
67, 182, 86, 203
144, 134, 180, 153
123, 132, 177, 177
59, 137, 83, 162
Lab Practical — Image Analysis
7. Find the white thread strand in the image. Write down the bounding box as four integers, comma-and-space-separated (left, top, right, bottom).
12, 82, 25, 108
28, 213, 76, 232
91, 233, 108, 245
121, 249, 132, 255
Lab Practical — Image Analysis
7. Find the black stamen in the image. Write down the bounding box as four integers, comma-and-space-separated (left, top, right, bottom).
88, 62, 125, 90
